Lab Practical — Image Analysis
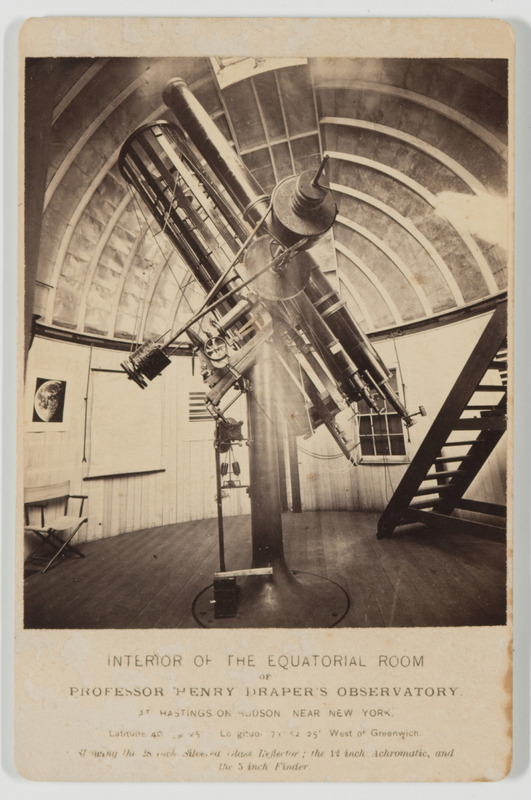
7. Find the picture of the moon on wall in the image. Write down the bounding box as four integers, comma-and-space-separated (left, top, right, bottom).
32, 378, 66, 423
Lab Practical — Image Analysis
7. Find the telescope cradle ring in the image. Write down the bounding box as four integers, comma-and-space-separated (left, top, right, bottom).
271, 173, 337, 239
240, 237, 314, 301
118, 120, 178, 180
241, 194, 271, 225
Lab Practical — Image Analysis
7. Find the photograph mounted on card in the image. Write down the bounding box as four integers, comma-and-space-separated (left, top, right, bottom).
16, 16, 514, 783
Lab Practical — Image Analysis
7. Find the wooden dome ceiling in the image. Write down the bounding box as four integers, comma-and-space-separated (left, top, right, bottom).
25, 56, 508, 347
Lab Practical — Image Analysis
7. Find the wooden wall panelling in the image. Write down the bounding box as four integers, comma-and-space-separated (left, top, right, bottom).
111, 475, 125, 537
458, 437, 507, 525
130, 474, 141, 532
24, 338, 91, 552
23, 311, 507, 545
103, 478, 114, 537
293, 312, 502, 514
160, 362, 177, 527
140, 473, 150, 531
125, 474, 136, 534
24, 338, 90, 489
176, 366, 192, 523
85, 480, 103, 542
153, 470, 163, 528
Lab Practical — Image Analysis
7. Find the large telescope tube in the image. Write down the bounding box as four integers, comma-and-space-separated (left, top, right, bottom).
163, 78, 271, 229
161, 80, 412, 424
163, 79, 336, 248
303, 267, 415, 425
117, 76, 420, 626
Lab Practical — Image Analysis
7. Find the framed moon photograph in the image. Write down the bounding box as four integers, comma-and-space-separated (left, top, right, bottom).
31, 376, 66, 423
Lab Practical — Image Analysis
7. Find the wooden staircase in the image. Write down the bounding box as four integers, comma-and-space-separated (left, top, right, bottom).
377, 300, 507, 543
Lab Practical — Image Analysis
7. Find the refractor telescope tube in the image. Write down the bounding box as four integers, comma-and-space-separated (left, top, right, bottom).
163, 79, 271, 228
124, 78, 414, 428
303, 266, 415, 426
161, 79, 413, 425
163, 79, 336, 248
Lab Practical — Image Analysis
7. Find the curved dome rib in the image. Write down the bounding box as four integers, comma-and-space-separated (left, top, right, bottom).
321, 118, 487, 194
43, 104, 167, 326
44, 67, 160, 211
32, 57, 508, 345
325, 150, 465, 306
314, 79, 507, 160
330, 183, 498, 294
335, 214, 432, 317
335, 240, 403, 326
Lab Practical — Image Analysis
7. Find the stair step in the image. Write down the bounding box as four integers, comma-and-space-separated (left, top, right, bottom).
376, 300, 507, 539
413, 486, 452, 496
434, 455, 471, 464
439, 440, 478, 447
421, 469, 464, 481
453, 417, 506, 431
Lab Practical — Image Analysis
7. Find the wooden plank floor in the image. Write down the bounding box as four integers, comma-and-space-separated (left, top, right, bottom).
23, 511, 507, 629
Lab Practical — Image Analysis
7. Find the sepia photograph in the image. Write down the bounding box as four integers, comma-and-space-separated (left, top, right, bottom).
22, 51, 510, 630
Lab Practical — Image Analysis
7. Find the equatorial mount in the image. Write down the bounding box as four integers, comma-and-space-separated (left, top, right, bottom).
118, 77, 422, 627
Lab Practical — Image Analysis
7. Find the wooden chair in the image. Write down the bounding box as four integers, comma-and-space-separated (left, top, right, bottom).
24, 482, 88, 574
